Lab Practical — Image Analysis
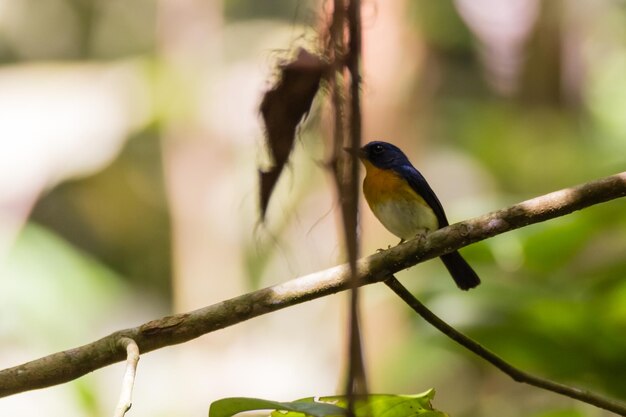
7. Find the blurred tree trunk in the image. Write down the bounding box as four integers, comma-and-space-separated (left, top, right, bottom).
157, 0, 243, 313
67, 0, 95, 58
361, 0, 422, 147
520, 0, 564, 106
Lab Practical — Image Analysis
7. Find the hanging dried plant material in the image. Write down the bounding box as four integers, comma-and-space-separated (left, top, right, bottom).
259, 48, 327, 219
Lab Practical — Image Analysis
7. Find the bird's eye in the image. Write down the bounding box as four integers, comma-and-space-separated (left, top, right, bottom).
372, 145, 384, 154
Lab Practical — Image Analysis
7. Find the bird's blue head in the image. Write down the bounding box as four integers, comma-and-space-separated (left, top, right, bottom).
358, 141, 411, 170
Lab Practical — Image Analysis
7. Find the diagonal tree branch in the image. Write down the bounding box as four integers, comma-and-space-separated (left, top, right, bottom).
384, 276, 626, 416
0, 172, 625, 399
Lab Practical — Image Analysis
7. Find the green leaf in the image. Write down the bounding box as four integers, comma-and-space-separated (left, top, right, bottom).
209, 391, 447, 417
286, 390, 445, 417
209, 397, 346, 417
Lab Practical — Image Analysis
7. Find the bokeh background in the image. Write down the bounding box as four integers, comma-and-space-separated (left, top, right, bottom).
1, 1, 626, 416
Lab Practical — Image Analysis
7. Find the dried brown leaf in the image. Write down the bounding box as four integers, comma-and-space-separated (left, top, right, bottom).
259, 48, 327, 219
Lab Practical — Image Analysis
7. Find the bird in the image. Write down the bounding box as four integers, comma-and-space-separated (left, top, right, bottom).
357, 140, 480, 290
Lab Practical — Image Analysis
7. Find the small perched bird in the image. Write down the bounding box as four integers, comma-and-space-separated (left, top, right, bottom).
357, 141, 480, 290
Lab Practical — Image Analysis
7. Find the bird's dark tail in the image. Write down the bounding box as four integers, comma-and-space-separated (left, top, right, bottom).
440, 251, 481, 290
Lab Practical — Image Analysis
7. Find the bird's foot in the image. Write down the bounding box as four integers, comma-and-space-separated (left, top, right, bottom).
414, 231, 429, 246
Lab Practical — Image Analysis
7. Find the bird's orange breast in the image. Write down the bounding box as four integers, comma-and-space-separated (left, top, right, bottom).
361, 160, 438, 240
362, 160, 422, 205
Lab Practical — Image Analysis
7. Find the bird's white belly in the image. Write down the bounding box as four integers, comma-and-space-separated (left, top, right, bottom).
370, 199, 439, 241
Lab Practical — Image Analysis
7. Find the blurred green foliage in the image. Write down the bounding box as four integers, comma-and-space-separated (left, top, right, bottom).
224, 0, 319, 23
30, 131, 172, 298
1, 222, 128, 348
409, 1, 474, 52
0, 0, 156, 61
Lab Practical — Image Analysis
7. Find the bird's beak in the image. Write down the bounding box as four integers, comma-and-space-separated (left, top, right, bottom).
343, 147, 366, 160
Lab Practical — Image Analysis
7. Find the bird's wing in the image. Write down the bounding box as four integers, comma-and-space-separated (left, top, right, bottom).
396, 165, 450, 227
